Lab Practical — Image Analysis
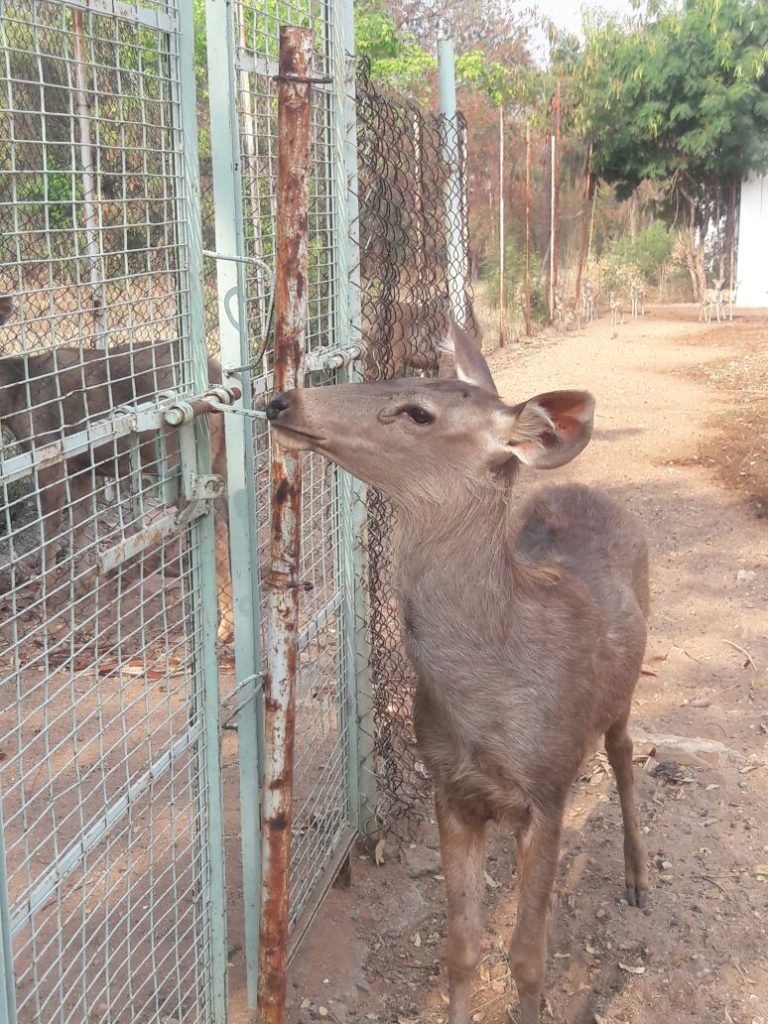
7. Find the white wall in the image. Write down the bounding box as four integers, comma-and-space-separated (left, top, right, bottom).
736, 174, 768, 307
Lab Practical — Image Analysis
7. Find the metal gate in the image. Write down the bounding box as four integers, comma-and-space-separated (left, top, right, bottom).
0, 0, 228, 1021
1, 0, 473, 1017
204, 0, 372, 1007
2, 0, 372, 1017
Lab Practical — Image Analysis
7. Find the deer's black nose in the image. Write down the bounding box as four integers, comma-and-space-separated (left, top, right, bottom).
266, 393, 290, 421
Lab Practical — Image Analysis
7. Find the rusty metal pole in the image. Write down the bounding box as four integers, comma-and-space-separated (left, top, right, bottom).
258, 26, 312, 1024
498, 105, 505, 347
548, 131, 555, 323
552, 79, 561, 318
525, 120, 531, 336
575, 139, 592, 305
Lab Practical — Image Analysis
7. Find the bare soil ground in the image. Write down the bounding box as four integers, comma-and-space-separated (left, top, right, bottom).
278, 306, 768, 1024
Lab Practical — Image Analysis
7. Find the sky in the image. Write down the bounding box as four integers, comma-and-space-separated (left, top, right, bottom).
532, 0, 637, 37
526, 0, 637, 61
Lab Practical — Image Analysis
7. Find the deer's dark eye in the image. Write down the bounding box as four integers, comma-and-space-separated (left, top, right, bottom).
403, 405, 434, 425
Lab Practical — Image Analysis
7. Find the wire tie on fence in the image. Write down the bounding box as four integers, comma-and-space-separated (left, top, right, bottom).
273, 73, 333, 85
263, 571, 314, 593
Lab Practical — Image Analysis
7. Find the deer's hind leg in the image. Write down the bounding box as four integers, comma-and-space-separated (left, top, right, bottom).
605, 714, 649, 908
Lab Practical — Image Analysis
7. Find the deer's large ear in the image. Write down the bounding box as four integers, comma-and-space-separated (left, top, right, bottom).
443, 320, 498, 396
505, 390, 595, 469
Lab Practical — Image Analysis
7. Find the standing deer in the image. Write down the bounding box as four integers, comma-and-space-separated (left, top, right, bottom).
266, 324, 650, 1024
553, 287, 565, 330
699, 276, 725, 322
722, 283, 737, 320
629, 277, 645, 318
581, 280, 596, 322
609, 290, 624, 325
553, 288, 581, 332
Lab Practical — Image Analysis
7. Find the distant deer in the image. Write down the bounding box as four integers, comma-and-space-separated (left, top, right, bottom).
629, 277, 645, 318
581, 280, 596, 322
554, 288, 581, 332
553, 287, 565, 330
721, 283, 737, 321
609, 290, 624, 326
266, 323, 650, 1024
699, 276, 725, 323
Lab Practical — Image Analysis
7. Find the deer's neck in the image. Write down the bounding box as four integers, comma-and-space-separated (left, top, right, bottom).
393, 486, 520, 598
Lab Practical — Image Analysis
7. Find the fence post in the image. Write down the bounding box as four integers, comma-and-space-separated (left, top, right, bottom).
0, 806, 17, 1024
204, 0, 266, 1006
498, 106, 505, 348
438, 38, 467, 328
174, 0, 228, 1019
552, 80, 561, 316
257, 26, 312, 1024
549, 132, 556, 322
337, 0, 377, 842
71, 9, 106, 348
525, 120, 532, 336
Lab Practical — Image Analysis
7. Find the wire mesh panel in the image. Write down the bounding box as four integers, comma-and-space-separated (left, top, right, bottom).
219, 0, 357, 947
0, 1, 226, 1021
355, 61, 477, 836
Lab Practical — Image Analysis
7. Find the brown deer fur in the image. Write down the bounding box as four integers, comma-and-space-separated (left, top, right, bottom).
0, 341, 232, 640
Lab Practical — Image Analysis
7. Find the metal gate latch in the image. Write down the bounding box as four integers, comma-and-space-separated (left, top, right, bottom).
175, 474, 226, 528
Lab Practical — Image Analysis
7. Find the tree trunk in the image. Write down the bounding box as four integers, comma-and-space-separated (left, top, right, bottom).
575, 139, 592, 304
629, 193, 637, 241
716, 184, 726, 284
677, 181, 706, 300
688, 270, 698, 299
726, 177, 737, 292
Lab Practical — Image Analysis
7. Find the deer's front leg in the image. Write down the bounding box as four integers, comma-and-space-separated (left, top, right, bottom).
435, 790, 487, 1024
508, 809, 563, 1024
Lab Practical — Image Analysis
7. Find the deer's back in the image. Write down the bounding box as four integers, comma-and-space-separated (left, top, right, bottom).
0, 343, 214, 475
516, 483, 649, 619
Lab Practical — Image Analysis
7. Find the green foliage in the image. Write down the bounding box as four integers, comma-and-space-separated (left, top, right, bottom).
193, 0, 208, 104
483, 231, 548, 327
603, 221, 675, 286
578, 0, 768, 196
355, 1, 435, 93
455, 50, 555, 126
16, 173, 79, 231
456, 51, 518, 107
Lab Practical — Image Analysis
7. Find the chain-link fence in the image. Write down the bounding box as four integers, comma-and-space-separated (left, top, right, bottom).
0, 2, 478, 1016
355, 60, 476, 835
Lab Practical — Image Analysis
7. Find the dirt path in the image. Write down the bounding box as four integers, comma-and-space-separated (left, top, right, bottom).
285, 308, 768, 1024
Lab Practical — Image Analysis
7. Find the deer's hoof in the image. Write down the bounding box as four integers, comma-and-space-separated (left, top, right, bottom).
626, 884, 649, 909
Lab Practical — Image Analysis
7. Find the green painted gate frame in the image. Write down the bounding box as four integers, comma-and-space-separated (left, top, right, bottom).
203, 0, 375, 1011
